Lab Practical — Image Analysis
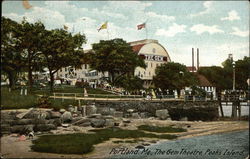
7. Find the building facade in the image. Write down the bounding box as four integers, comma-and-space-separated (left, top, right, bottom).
56, 39, 171, 88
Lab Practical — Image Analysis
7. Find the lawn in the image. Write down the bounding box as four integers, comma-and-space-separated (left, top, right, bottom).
0, 87, 84, 110
31, 127, 177, 154
137, 125, 187, 133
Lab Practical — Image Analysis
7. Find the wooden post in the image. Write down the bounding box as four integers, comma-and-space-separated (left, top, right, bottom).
219, 101, 224, 117
78, 99, 81, 107
238, 103, 241, 120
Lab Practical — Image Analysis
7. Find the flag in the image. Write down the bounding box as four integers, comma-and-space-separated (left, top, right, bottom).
98, 22, 108, 32
63, 25, 68, 30
22, 0, 32, 9
137, 23, 146, 30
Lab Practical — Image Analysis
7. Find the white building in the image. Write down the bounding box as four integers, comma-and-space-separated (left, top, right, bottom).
57, 39, 171, 88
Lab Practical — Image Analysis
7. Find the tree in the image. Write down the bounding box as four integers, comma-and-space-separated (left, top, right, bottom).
115, 76, 144, 93
153, 62, 197, 96
40, 29, 86, 91
1, 17, 25, 89
198, 66, 232, 90
89, 38, 146, 85
235, 56, 250, 90
19, 18, 47, 90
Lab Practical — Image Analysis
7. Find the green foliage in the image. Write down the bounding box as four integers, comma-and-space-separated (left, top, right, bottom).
31, 127, 177, 154
198, 56, 249, 90
138, 125, 187, 133
153, 62, 197, 91
1, 87, 39, 109
114, 76, 144, 92
1, 17, 25, 89
75, 81, 89, 88
89, 38, 146, 84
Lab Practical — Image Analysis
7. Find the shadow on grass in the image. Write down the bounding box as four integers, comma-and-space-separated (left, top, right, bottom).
31, 127, 177, 154
137, 125, 187, 133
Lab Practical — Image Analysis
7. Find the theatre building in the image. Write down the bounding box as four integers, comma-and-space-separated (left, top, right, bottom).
130, 39, 171, 88
57, 39, 171, 88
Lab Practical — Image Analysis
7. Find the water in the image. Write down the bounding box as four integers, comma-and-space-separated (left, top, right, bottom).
220, 102, 249, 117
109, 130, 249, 159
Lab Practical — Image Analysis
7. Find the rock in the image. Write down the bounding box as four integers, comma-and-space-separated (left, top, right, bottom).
79, 122, 91, 127
59, 109, 66, 113
104, 119, 114, 127
74, 106, 78, 113
180, 117, 188, 121
62, 123, 70, 128
123, 120, 131, 123
16, 108, 34, 119
72, 118, 91, 126
140, 112, 150, 118
97, 107, 112, 116
72, 113, 78, 117
87, 114, 102, 119
50, 111, 61, 118
109, 108, 116, 116
127, 109, 134, 113
71, 117, 83, 123
12, 119, 33, 125
68, 105, 75, 113
47, 119, 62, 127
34, 124, 56, 132
90, 118, 105, 128
61, 111, 72, 123
86, 105, 97, 116
131, 113, 140, 119
114, 111, 123, 118
155, 109, 170, 120
114, 122, 120, 126
10, 125, 34, 134
103, 115, 114, 119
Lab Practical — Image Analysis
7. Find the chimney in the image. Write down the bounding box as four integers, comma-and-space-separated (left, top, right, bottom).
192, 48, 194, 72
197, 48, 199, 71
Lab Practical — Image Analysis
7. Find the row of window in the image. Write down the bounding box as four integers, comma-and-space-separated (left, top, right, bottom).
60, 64, 89, 72
145, 62, 162, 68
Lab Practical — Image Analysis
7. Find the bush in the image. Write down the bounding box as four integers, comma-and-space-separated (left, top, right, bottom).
75, 81, 89, 88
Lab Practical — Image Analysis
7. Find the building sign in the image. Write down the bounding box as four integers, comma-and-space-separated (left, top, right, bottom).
139, 54, 168, 62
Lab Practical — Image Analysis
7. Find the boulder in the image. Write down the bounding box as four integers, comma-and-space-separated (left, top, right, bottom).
68, 105, 74, 112
104, 119, 115, 127
90, 118, 105, 128
59, 109, 66, 113
97, 107, 112, 115
71, 117, 84, 123
72, 118, 91, 125
10, 125, 34, 134
79, 122, 91, 127
86, 105, 97, 116
34, 124, 56, 132
12, 119, 33, 125
180, 117, 188, 121
16, 108, 34, 119
87, 114, 102, 119
127, 109, 134, 113
61, 111, 72, 123
140, 112, 151, 118
155, 109, 170, 120
50, 111, 61, 118
131, 113, 140, 119
114, 111, 123, 118
48, 119, 62, 127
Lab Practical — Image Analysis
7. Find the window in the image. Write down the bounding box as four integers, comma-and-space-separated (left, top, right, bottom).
60, 69, 62, 72
145, 62, 148, 68
65, 68, 67, 71
149, 71, 151, 76
65, 74, 68, 78
151, 63, 153, 68
85, 64, 87, 69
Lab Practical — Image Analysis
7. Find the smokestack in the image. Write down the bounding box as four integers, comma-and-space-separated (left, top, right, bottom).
192, 48, 194, 72
197, 48, 199, 71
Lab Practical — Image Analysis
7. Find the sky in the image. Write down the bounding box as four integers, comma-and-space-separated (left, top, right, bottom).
2, 1, 249, 66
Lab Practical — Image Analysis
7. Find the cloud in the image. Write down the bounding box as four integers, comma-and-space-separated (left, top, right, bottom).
190, 1, 213, 17
221, 10, 240, 21
155, 23, 186, 37
190, 24, 224, 35
146, 12, 175, 21
230, 27, 249, 37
